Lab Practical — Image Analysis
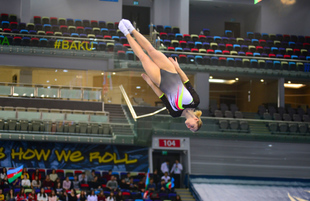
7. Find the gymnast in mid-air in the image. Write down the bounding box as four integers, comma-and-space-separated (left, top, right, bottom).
118, 19, 202, 132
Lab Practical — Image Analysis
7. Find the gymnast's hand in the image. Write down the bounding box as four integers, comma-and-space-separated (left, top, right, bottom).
168, 57, 180, 70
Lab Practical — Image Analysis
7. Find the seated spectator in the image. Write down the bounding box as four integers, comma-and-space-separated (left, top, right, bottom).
79, 172, 87, 184
106, 192, 115, 201
161, 172, 170, 183
106, 176, 118, 191
157, 179, 167, 193
28, 189, 37, 201
87, 190, 97, 201
21, 168, 29, 180
16, 187, 26, 201
0, 189, 4, 201
6, 189, 15, 201
115, 191, 123, 201
68, 189, 77, 201
97, 191, 106, 201
152, 169, 160, 185
174, 194, 182, 201
37, 187, 48, 201
88, 170, 96, 182
58, 190, 67, 201
0, 168, 7, 180
32, 169, 41, 181
71, 176, 80, 190
55, 182, 63, 195
42, 175, 53, 189
49, 169, 58, 182
21, 175, 31, 189
32, 175, 41, 189
12, 177, 21, 189
48, 190, 57, 201
54, 178, 61, 190
137, 178, 145, 192
128, 177, 138, 191
62, 177, 71, 190
118, 178, 129, 190
105, 170, 112, 182
0, 175, 9, 189
79, 191, 87, 201
124, 172, 131, 184
146, 178, 156, 192
90, 176, 101, 190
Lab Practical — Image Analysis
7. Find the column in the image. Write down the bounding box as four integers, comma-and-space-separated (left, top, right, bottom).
195, 72, 209, 110
278, 77, 285, 108
20, 0, 31, 23
19, 70, 32, 84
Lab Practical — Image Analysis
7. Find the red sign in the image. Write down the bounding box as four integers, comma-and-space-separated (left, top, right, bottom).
159, 139, 181, 148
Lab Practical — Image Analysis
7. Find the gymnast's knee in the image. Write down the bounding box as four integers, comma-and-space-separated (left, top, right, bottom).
146, 45, 157, 55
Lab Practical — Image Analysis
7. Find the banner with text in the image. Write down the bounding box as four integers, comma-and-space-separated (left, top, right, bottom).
0, 140, 148, 172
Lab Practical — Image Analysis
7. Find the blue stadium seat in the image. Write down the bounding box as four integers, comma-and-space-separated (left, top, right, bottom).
250, 59, 258, 68
195, 55, 203, 64
289, 62, 296, 70
175, 47, 183, 52
225, 30, 232, 37
273, 61, 281, 69
247, 32, 254, 39
253, 53, 261, 57
227, 58, 234, 66
195, 41, 202, 49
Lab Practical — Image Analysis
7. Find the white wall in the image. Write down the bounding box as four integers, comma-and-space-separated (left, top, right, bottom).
0, 0, 21, 18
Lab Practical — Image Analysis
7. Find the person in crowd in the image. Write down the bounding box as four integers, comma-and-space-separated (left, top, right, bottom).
79, 191, 87, 201
90, 176, 101, 190
71, 176, 80, 190
161, 172, 170, 183
21, 174, 31, 188
87, 190, 97, 201
157, 179, 167, 193
0, 189, 4, 201
174, 195, 182, 201
49, 169, 58, 182
6, 189, 15, 201
28, 189, 37, 201
105, 170, 112, 182
124, 173, 130, 184
42, 175, 53, 189
58, 190, 68, 201
78, 173, 87, 184
152, 169, 160, 185
32, 175, 41, 189
16, 187, 26, 201
55, 182, 63, 195
88, 170, 96, 182
106, 176, 118, 191
68, 189, 77, 201
137, 178, 145, 192
118, 178, 129, 190
106, 192, 115, 201
37, 187, 48, 201
170, 160, 183, 188
161, 160, 169, 175
62, 177, 71, 190
128, 177, 138, 191
97, 191, 105, 201
48, 190, 57, 201
115, 191, 124, 201
1, 175, 9, 189
0, 167, 7, 180
54, 178, 61, 190
12, 177, 21, 189
21, 168, 29, 180
32, 169, 41, 181
146, 178, 156, 192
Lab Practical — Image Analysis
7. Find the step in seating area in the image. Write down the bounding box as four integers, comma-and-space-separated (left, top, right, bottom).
258, 105, 310, 134
0, 106, 110, 135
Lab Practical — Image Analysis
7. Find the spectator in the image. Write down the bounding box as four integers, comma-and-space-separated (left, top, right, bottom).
21, 174, 31, 189
115, 191, 124, 201
55, 182, 63, 195
42, 175, 53, 189
161, 160, 169, 175
146, 178, 156, 192
68, 189, 77, 201
0, 189, 4, 201
62, 177, 71, 190
48, 190, 57, 201
37, 187, 48, 201
0, 168, 7, 180
58, 190, 67, 201
16, 187, 26, 201
88, 170, 96, 182
79, 191, 87, 201
54, 178, 61, 190
106, 192, 115, 201
161, 172, 170, 183
0, 175, 9, 189
157, 179, 167, 193
152, 169, 160, 185
32, 175, 41, 189
106, 176, 118, 191
128, 178, 138, 191
90, 176, 101, 190
87, 190, 97, 201
174, 194, 182, 201
105, 170, 112, 182
170, 160, 183, 188
32, 169, 41, 181
49, 169, 58, 182
6, 189, 15, 201
71, 176, 80, 190
28, 189, 37, 201
97, 191, 106, 201
118, 178, 129, 190
124, 173, 130, 184
21, 168, 29, 180
12, 177, 21, 189
78, 173, 87, 184
137, 178, 145, 192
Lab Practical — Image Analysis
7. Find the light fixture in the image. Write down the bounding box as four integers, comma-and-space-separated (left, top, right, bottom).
209, 76, 213, 79
136, 86, 141, 89
55, 70, 58, 72
235, 78, 239, 81
46, 80, 50, 83
288, 81, 291, 84
112, 72, 116, 75
260, 79, 264, 82
63, 70, 68, 72
209, 79, 236, 84
101, 72, 104, 75
55, 79, 57, 81
284, 83, 305, 89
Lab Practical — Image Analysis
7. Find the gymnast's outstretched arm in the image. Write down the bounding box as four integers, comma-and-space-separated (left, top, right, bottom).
141, 73, 163, 97
168, 57, 189, 83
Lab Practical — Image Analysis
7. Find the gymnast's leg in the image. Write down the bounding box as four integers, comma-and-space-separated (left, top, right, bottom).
121, 19, 177, 74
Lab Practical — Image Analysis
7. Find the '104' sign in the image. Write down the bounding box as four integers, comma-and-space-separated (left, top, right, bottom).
158, 139, 181, 148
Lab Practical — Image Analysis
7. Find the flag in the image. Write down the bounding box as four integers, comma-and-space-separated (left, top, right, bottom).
143, 190, 149, 199
7, 165, 23, 183
166, 177, 175, 190
145, 168, 150, 190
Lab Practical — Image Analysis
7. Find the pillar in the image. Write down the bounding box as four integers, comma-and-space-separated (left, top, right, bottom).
195, 72, 209, 110
278, 77, 285, 108
19, 70, 32, 84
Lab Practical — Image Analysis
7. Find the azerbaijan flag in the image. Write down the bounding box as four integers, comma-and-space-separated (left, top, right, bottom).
7, 165, 23, 183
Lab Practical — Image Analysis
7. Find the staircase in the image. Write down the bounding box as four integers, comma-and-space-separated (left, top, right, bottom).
104, 104, 134, 136
175, 188, 196, 201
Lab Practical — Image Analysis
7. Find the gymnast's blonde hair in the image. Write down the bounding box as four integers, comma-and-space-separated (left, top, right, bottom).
194, 110, 203, 132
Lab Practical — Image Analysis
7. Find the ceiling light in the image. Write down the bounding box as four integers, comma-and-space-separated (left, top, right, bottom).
235, 78, 239, 81
63, 70, 68, 72
209, 79, 236, 84
112, 72, 116, 75
260, 79, 264, 82
284, 83, 305, 89
46, 80, 49, 83
209, 76, 213, 79
136, 86, 141, 89
101, 72, 104, 75
288, 81, 291, 84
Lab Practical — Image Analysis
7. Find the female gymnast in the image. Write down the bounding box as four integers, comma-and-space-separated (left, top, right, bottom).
118, 19, 202, 132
